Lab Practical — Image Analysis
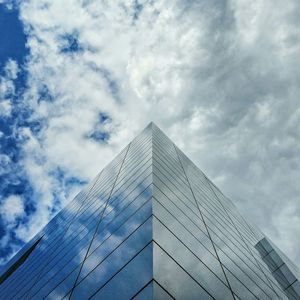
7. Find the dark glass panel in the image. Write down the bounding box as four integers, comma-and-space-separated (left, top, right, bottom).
273, 266, 292, 290
285, 281, 300, 300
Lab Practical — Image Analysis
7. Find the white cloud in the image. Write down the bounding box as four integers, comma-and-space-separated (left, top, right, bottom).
0, 154, 11, 175
4, 59, 19, 80
3, 0, 298, 266
0, 59, 18, 119
0, 195, 24, 224
0, 100, 12, 117
0, 58, 18, 97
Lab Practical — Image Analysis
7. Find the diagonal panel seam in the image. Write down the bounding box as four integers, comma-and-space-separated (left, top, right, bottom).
22, 169, 106, 300
204, 176, 284, 299
68, 143, 131, 299
173, 144, 236, 300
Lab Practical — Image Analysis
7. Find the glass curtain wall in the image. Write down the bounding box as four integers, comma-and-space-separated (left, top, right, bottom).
0, 122, 298, 300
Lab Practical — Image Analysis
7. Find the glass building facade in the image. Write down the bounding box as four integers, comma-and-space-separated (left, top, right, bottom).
0, 122, 299, 299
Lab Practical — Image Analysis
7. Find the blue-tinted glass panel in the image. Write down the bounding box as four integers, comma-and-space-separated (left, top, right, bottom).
70, 218, 153, 299
132, 281, 153, 300
90, 243, 153, 300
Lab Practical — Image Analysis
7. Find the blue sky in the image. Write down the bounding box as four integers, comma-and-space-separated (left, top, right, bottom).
0, 0, 300, 267
0, 3, 28, 262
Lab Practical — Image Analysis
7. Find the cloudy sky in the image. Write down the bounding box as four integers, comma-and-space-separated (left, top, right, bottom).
0, 0, 299, 267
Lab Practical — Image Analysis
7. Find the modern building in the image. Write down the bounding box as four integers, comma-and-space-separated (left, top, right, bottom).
0, 122, 299, 299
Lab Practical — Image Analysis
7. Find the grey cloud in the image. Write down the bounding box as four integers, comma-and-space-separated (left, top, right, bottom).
160, 0, 300, 264
3, 0, 299, 267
